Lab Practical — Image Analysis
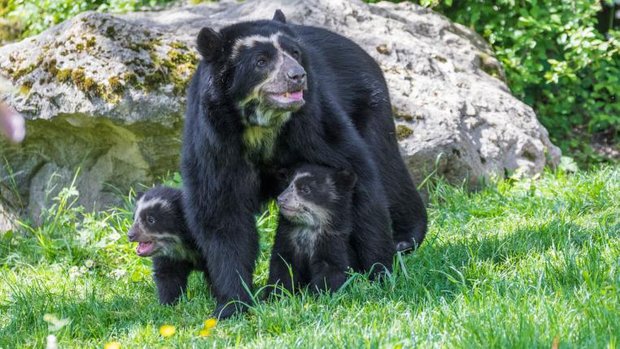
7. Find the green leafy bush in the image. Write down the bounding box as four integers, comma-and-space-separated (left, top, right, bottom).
0, 0, 176, 38
413, 0, 620, 164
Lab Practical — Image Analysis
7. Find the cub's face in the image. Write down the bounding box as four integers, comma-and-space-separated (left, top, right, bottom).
276, 166, 357, 227
197, 18, 308, 128
128, 194, 184, 258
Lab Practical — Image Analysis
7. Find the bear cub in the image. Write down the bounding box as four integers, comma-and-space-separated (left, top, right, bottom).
128, 186, 207, 305
268, 164, 358, 295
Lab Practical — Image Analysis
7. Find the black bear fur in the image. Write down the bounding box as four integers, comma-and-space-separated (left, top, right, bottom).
268, 164, 357, 295
181, 10, 427, 318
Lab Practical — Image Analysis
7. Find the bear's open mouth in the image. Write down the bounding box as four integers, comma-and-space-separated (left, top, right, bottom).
270, 90, 303, 102
265, 90, 305, 109
136, 241, 156, 257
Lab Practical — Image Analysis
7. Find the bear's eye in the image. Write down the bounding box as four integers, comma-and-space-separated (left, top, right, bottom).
256, 56, 267, 67
292, 49, 301, 60
301, 185, 311, 194
146, 216, 156, 225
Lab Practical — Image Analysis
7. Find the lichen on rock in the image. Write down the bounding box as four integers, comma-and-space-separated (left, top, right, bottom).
396, 125, 414, 141
0, 0, 561, 228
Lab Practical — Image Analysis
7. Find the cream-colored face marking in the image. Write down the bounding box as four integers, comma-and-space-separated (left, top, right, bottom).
290, 172, 312, 184
235, 32, 299, 110
134, 195, 174, 239
231, 33, 290, 60
281, 172, 334, 227
234, 32, 304, 155
305, 199, 333, 225
281, 171, 343, 257
135, 196, 171, 218
151, 232, 197, 261
287, 202, 336, 257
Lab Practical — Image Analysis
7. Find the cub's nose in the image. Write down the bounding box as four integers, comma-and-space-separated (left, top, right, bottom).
276, 195, 285, 207
128, 228, 138, 242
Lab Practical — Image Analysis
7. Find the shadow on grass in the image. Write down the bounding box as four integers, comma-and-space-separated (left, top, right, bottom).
335, 219, 603, 308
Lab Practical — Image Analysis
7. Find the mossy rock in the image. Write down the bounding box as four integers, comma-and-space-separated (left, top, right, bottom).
396, 125, 413, 141
0, 0, 561, 226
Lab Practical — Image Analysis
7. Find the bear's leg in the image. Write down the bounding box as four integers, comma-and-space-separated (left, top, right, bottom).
355, 103, 428, 252
152, 257, 194, 305
349, 178, 396, 277
266, 231, 301, 297
205, 220, 259, 319
384, 157, 428, 252
309, 235, 350, 293
183, 163, 260, 319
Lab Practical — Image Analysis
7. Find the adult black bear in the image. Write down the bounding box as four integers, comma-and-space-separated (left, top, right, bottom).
269, 164, 358, 295
181, 10, 427, 318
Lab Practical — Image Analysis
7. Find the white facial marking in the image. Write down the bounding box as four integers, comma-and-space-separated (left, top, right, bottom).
286, 171, 333, 226
235, 31, 299, 110
156, 232, 198, 262
135, 196, 171, 217
151, 232, 183, 244
231, 33, 283, 59
239, 46, 284, 109
134, 195, 173, 235
301, 200, 333, 226
292, 172, 311, 182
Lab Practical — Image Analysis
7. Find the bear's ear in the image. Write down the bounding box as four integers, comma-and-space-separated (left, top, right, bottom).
335, 169, 357, 190
135, 190, 145, 201
197, 27, 223, 62
276, 167, 292, 182
272, 9, 286, 23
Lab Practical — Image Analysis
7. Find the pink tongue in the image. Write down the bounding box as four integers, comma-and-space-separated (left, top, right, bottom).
289, 91, 303, 101
136, 242, 153, 255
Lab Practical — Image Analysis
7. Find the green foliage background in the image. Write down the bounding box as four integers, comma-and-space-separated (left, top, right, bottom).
403, 0, 620, 164
1, 0, 619, 165
0, 0, 174, 38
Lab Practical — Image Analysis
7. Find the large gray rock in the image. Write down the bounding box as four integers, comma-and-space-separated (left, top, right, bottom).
0, 0, 560, 225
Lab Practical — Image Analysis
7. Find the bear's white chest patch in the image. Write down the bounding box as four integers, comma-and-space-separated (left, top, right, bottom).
290, 226, 320, 257
241, 110, 291, 161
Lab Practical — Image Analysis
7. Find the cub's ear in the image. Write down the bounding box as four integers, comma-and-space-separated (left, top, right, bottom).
272, 9, 286, 23
197, 27, 223, 62
135, 191, 145, 201
335, 169, 357, 190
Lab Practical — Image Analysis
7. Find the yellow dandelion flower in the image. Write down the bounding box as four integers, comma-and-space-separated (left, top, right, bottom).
204, 318, 217, 329
159, 324, 176, 338
198, 328, 211, 337
104, 341, 121, 349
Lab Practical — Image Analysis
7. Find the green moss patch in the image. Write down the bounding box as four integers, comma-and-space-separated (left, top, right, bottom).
396, 124, 413, 140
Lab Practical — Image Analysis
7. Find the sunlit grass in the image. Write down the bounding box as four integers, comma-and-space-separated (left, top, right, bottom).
0, 167, 618, 348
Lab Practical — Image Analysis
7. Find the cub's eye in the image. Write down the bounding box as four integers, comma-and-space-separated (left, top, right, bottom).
301, 185, 311, 194
256, 56, 267, 67
292, 50, 301, 60
146, 216, 155, 225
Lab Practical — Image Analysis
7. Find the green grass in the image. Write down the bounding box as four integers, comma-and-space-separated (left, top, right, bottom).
1, 167, 618, 348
